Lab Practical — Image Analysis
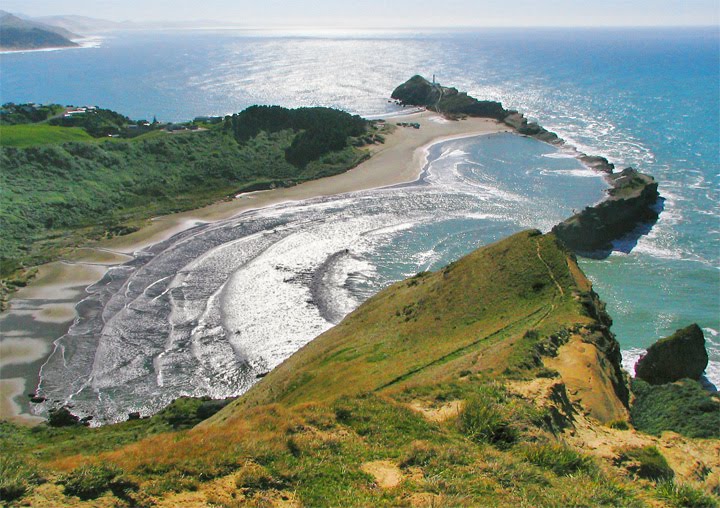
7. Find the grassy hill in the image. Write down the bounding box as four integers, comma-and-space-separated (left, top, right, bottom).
2, 231, 717, 507
0, 124, 94, 147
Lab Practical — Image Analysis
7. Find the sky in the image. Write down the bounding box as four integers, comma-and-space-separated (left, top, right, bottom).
3, 0, 719, 28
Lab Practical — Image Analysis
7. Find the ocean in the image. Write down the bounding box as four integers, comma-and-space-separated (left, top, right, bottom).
1, 27, 718, 422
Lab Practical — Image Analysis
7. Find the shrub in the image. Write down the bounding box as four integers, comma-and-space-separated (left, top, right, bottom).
631, 378, 720, 438
156, 396, 235, 429
607, 419, 630, 430
458, 387, 515, 446
656, 480, 718, 508
0, 455, 43, 502
616, 446, 674, 481
520, 443, 596, 476
61, 464, 135, 500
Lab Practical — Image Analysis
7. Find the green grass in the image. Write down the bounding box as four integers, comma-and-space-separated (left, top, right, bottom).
656, 480, 718, 508
60, 464, 134, 501
0, 123, 93, 147
520, 443, 597, 476
0, 455, 44, 503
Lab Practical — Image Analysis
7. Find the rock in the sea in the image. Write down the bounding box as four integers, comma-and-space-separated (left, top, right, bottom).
635, 324, 709, 385
552, 168, 659, 253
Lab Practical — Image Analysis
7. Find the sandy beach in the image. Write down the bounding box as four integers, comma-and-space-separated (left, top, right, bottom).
0, 111, 510, 424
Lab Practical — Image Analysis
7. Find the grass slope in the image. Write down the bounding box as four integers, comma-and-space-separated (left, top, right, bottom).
0, 124, 93, 147
6, 231, 713, 507
231, 230, 585, 410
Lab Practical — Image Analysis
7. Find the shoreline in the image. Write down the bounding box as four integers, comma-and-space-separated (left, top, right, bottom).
0, 36, 104, 55
0, 111, 510, 424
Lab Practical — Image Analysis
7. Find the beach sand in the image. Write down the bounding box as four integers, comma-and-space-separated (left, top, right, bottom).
0, 111, 510, 424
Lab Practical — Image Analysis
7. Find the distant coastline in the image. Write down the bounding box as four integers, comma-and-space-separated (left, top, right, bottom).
0, 36, 103, 54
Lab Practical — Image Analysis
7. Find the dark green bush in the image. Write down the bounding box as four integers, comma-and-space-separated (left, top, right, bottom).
229, 105, 367, 167
631, 378, 720, 438
155, 396, 236, 429
0, 455, 44, 502
520, 443, 596, 476
616, 446, 674, 481
61, 464, 135, 500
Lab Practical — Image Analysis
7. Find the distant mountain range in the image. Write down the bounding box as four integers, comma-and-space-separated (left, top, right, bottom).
0, 10, 80, 51
31, 14, 125, 34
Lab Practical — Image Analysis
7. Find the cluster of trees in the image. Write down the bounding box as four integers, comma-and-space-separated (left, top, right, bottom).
228, 106, 367, 167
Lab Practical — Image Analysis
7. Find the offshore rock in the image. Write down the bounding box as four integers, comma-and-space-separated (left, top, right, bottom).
635, 324, 709, 385
552, 168, 659, 253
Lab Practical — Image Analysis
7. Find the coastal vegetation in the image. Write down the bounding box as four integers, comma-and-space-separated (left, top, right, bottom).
0, 104, 372, 301
630, 378, 720, 439
0, 79, 714, 506
2, 231, 717, 506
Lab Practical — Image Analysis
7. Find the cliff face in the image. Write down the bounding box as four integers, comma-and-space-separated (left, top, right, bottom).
552, 168, 660, 253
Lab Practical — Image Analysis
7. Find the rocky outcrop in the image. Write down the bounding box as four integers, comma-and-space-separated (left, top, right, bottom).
635, 324, 709, 385
544, 285, 631, 423
502, 111, 562, 144
391, 75, 507, 120
552, 168, 660, 253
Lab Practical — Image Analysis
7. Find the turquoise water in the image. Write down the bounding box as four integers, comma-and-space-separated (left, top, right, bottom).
1, 28, 718, 418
